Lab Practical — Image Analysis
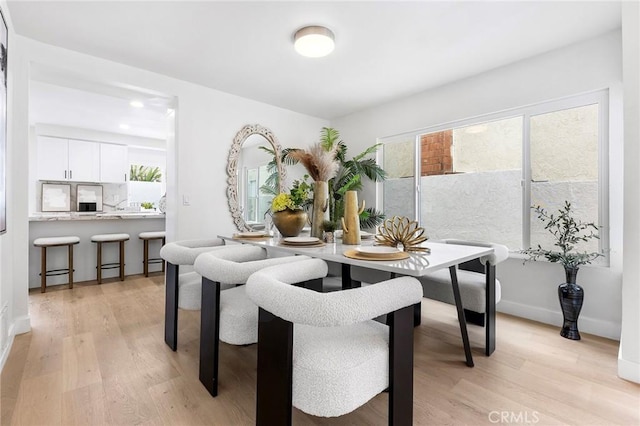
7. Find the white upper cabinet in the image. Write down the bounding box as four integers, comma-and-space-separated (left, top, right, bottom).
100, 143, 129, 183
68, 139, 100, 182
37, 136, 100, 182
37, 136, 126, 183
37, 136, 69, 181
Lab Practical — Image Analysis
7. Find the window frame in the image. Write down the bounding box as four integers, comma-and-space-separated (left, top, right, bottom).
378, 89, 610, 261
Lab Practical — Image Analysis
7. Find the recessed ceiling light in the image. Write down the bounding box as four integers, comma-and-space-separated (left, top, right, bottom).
119, 124, 130, 130
130, 100, 144, 108
294, 26, 335, 58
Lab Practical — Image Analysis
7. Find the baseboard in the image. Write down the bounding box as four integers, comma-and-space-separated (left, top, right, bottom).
0, 329, 15, 372
618, 346, 640, 384
0, 316, 31, 373
12, 315, 31, 335
498, 300, 621, 340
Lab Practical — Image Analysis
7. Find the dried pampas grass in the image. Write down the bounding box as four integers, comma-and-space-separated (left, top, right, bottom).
289, 142, 340, 182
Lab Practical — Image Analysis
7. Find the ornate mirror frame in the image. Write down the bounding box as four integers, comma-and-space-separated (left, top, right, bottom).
227, 124, 286, 231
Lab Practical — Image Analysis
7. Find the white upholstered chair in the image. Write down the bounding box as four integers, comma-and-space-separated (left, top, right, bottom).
418, 239, 508, 355
160, 238, 227, 350
350, 239, 509, 356
193, 246, 313, 397
246, 258, 423, 425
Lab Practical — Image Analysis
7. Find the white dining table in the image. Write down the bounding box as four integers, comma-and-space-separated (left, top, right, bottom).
214, 234, 495, 368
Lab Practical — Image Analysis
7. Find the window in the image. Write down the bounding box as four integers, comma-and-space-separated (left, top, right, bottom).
380, 91, 608, 260
244, 165, 271, 224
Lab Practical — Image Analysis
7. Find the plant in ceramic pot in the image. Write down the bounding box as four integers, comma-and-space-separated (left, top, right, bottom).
522, 201, 602, 340
270, 179, 311, 237
321, 220, 337, 243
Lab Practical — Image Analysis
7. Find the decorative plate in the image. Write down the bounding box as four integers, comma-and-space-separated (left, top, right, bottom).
236, 231, 268, 238
343, 249, 410, 261
355, 246, 400, 255
283, 236, 320, 244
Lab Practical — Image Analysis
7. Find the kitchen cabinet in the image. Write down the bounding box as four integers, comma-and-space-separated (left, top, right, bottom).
37, 136, 100, 182
100, 143, 128, 183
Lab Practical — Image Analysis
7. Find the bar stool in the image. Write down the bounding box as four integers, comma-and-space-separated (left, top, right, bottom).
91, 233, 130, 284
139, 231, 166, 277
33, 236, 80, 293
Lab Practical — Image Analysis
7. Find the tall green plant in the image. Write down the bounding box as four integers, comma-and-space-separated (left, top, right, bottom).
285, 127, 387, 228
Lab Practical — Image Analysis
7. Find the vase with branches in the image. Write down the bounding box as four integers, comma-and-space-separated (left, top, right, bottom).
288, 141, 340, 238
284, 127, 387, 232
522, 201, 602, 340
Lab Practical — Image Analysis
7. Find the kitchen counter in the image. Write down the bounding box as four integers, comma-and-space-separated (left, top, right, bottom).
29, 212, 165, 221
29, 213, 165, 288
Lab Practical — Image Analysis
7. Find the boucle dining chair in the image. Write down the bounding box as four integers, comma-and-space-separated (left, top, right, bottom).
160, 238, 227, 350
246, 258, 423, 425
193, 246, 313, 397
417, 239, 509, 356
350, 239, 508, 356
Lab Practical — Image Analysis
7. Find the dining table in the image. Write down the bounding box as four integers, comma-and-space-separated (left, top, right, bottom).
207, 233, 495, 368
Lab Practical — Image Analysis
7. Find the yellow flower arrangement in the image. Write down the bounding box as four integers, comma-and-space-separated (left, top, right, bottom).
271, 177, 312, 213
271, 193, 296, 212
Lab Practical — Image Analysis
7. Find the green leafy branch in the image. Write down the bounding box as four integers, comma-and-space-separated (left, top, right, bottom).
522, 201, 602, 268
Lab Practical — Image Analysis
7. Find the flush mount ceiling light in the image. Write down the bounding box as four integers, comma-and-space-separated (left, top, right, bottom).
119, 124, 130, 130
294, 26, 335, 58
130, 100, 144, 108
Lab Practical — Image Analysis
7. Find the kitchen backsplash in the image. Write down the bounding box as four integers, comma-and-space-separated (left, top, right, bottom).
36, 181, 128, 212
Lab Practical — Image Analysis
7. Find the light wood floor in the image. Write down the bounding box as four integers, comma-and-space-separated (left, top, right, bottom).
2, 274, 639, 426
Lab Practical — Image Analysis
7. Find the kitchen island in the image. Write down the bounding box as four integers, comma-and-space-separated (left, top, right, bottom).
29, 212, 165, 289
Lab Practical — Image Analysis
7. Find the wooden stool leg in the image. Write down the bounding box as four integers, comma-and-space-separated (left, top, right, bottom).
161, 238, 166, 273
119, 240, 125, 281
97, 242, 102, 284
41, 246, 47, 293
143, 239, 149, 277
68, 244, 74, 289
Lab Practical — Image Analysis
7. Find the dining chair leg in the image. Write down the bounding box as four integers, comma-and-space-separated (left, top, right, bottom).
388, 305, 414, 426
485, 264, 496, 356
256, 308, 293, 426
199, 278, 221, 396
449, 266, 474, 367
164, 262, 179, 351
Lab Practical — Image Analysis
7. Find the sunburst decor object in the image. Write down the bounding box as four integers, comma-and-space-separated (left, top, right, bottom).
375, 216, 429, 253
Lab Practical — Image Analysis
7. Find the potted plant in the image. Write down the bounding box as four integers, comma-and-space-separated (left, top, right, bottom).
522, 201, 602, 340
284, 127, 387, 232
321, 220, 337, 243
270, 178, 311, 237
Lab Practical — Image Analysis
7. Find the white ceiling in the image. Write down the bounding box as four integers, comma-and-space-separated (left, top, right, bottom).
10, 1, 622, 131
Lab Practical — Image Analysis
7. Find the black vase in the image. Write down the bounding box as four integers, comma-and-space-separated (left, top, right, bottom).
558, 266, 584, 340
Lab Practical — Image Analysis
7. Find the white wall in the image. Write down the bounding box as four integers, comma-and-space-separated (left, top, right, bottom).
2, 30, 328, 365
0, 1, 28, 372
619, 1, 640, 383
332, 31, 625, 340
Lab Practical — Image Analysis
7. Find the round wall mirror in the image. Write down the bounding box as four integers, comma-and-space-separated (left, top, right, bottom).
227, 124, 286, 231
